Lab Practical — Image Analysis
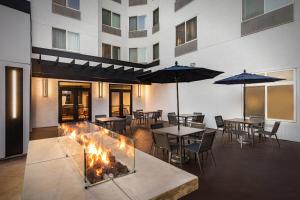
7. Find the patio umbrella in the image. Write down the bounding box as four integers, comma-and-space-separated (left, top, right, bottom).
137, 61, 223, 130
214, 70, 284, 120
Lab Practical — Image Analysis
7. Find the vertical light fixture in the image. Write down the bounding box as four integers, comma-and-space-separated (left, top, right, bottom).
42, 78, 48, 97
98, 81, 103, 98
12, 70, 17, 119
138, 84, 142, 97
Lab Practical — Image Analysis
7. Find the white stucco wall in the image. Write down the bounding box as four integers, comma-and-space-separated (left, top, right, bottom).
0, 5, 31, 158
31, 78, 146, 128
143, 0, 300, 142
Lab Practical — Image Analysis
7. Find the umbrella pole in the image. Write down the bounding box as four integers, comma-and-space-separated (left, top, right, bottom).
243, 83, 246, 120
176, 79, 180, 130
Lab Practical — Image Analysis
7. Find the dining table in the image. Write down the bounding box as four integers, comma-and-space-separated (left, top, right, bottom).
155, 126, 205, 166
95, 117, 124, 128
224, 118, 262, 147
138, 110, 160, 123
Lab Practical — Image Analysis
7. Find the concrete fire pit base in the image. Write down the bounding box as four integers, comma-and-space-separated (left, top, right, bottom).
22, 138, 198, 200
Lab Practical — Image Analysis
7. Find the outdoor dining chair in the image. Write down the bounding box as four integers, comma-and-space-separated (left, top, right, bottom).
184, 130, 216, 173
152, 130, 179, 163
125, 115, 133, 134
255, 121, 281, 148
192, 115, 205, 123
112, 119, 127, 135
133, 111, 144, 124
157, 110, 163, 121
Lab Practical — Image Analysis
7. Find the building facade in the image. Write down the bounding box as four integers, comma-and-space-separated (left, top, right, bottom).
1, 0, 299, 159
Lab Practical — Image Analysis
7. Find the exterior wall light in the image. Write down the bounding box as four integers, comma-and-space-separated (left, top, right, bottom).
98, 81, 103, 98
12, 70, 17, 119
138, 84, 142, 97
42, 78, 48, 97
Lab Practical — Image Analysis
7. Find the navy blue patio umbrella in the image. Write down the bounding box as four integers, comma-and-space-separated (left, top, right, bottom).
138, 61, 223, 130
214, 70, 284, 120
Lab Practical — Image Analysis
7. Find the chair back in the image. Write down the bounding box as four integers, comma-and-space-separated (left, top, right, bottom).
215, 115, 224, 128
136, 109, 143, 112
199, 130, 216, 153
152, 130, 170, 151
112, 119, 126, 134
250, 116, 265, 129
192, 115, 205, 123
150, 123, 164, 129
133, 111, 140, 119
95, 114, 106, 119
271, 121, 280, 134
168, 114, 178, 125
125, 115, 133, 126
151, 111, 159, 119
193, 112, 202, 116
157, 110, 163, 118
190, 122, 206, 129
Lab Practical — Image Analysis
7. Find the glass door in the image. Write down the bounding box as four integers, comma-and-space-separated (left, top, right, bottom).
59, 82, 92, 123
111, 92, 121, 117
61, 89, 75, 122
109, 84, 132, 117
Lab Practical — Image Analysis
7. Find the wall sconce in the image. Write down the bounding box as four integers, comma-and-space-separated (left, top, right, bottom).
98, 81, 103, 98
138, 84, 142, 97
12, 70, 17, 119
42, 78, 48, 97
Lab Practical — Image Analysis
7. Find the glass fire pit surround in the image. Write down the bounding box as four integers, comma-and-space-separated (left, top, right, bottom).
58, 122, 135, 188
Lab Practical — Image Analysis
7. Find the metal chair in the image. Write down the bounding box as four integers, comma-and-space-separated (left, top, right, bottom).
133, 111, 143, 124
168, 114, 178, 125
192, 115, 205, 123
125, 115, 133, 134
184, 130, 216, 173
112, 119, 127, 135
255, 121, 281, 148
157, 110, 163, 121
152, 130, 179, 163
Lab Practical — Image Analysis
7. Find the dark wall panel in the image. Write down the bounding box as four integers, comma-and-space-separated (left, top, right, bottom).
5, 67, 23, 157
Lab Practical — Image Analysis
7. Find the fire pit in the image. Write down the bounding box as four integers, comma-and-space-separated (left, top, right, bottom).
58, 122, 135, 188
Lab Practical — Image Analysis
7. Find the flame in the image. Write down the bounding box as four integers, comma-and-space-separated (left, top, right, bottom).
69, 130, 76, 140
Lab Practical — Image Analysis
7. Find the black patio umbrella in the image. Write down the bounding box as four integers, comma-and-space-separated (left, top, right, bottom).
137, 61, 223, 130
214, 70, 284, 120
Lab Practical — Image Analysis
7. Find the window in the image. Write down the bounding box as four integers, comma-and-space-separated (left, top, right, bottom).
52, 28, 80, 51
153, 8, 159, 26
102, 44, 121, 60
243, 0, 293, 21
176, 17, 197, 46
112, 13, 121, 29
129, 16, 146, 31
102, 9, 121, 29
129, 48, 146, 63
102, 43, 112, 59
67, 31, 80, 51
153, 43, 159, 60
53, 0, 80, 10
52, 28, 66, 49
246, 69, 296, 121
112, 46, 120, 60
129, 48, 138, 63
186, 17, 197, 42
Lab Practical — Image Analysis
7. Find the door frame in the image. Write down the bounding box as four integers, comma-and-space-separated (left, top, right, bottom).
58, 81, 92, 123
109, 84, 132, 117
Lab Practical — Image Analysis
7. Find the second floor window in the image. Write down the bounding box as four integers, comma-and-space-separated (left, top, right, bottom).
52, 27, 80, 51
102, 43, 121, 60
129, 16, 146, 31
129, 48, 146, 63
153, 43, 159, 60
243, 0, 293, 21
153, 8, 159, 26
102, 9, 121, 29
53, 0, 80, 10
176, 17, 197, 46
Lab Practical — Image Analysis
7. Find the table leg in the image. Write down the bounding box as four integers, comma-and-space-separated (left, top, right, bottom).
179, 136, 182, 167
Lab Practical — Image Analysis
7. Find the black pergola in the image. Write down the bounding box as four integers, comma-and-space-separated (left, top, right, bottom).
31, 47, 159, 84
